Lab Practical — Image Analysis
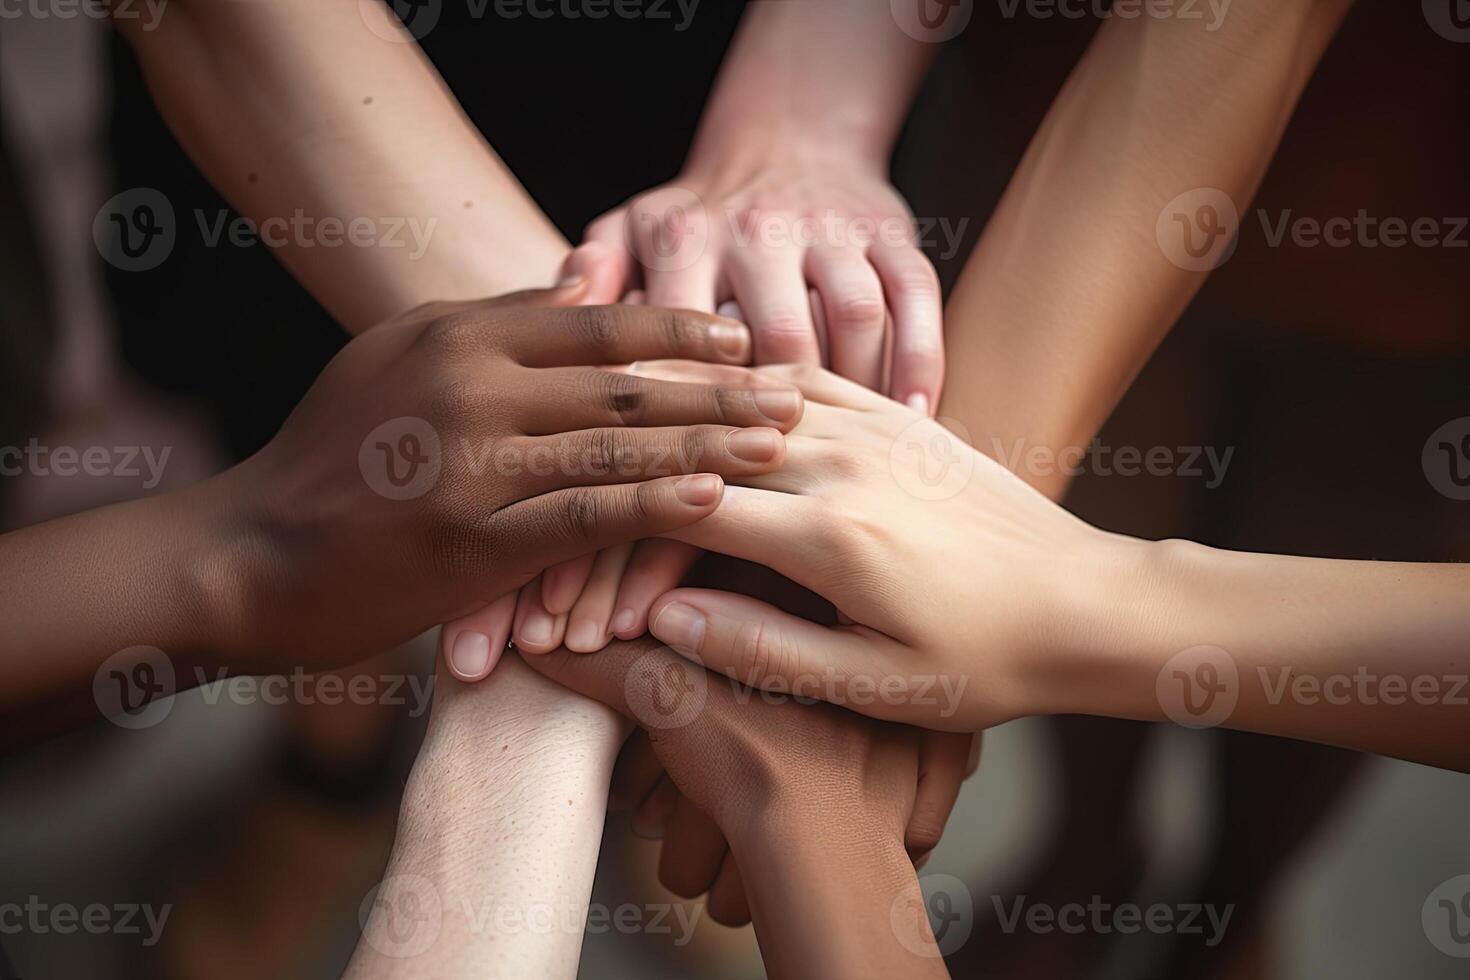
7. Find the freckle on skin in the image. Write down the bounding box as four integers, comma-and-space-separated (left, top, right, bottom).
247, 173, 258, 184
463, 200, 473, 209
363, 96, 374, 105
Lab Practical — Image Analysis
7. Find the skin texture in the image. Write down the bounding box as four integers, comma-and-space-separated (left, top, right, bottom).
346, 655, 625, 980
642, 364, 1470, 773
489, 0, 946, 664
519, 636, 949, 980
0, 289, 804, 742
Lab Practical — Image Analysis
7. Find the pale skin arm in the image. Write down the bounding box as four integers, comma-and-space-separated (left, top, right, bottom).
624, 366, 1470, 774
113, 0, 572, 331
345, 656, 625, 979
941, 0, 1354, 497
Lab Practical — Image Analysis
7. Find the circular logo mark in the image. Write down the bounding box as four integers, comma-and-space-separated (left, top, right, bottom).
891, 0, 973, 42
359, 873, 442, 959
624, 648, 707, 731
1156, 645, 1238, 729
1423, 874, 1470, 957
625, 186, 709, 275
891, 873, 973, 957
890, 416, 975, 501
93, 188, 176, 272
1156, 188, 1240, 272
359, 0, 442, 42
359, 417, 442, 501
93, 646, 176, 730
1422, 417, 1470, 501
1424, 0, 1470, 42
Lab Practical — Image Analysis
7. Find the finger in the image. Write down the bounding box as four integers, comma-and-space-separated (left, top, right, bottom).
646, 589, 904, 723
659, 796, 727, 899
706, 856, 751, 927
521, 368, 804, 434
487, 474, 727, 585
716, 300, 743, 322
752, 363, 896, 413
868, 242, 944, 413
807, 246, 886, 390
631, 775, 679, 840
515, 305, 754, 368
609, 728, 664, 811
661, 485, 829, 589
727, 249, 822, 365
610, 539, 702, 640
643, 255, 720, 314
906, 731, 972, 861
967, 731, 984, 777
513, 576, 566, 655
541, 554, 596, 616
565, 543, 635, 652
504, 425, 786, 496
560, 240, 631, 306
581, 208, 640, 294
440, 590, 517, 682
621, 359, 803, 390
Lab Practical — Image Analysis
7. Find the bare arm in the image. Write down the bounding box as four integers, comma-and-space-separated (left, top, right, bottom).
941, 0, 1353, 496
346, 656, 625, 979
114, 0, 569, 330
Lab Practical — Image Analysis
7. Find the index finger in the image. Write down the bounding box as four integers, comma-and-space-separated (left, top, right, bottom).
511, 306, 753, 368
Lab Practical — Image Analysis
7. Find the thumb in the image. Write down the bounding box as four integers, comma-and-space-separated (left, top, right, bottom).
646, 588, 910, 724
561, 240, 632, 306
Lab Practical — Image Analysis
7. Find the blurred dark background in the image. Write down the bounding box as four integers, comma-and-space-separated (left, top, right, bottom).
2, 2, 1468, 978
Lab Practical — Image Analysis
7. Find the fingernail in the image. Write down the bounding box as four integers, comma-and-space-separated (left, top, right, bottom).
906, 393, 930, 416
675, 474, 722, 506
650, 601, 706, 653
567, 619, 605, 652
450, 630, 491, 677
753, 388, 800, 422
557, 271, 585, 288
611, 608, 638, 635
520, 610, 553, 647
708, 322, 750, 359
725, 428, 782, 463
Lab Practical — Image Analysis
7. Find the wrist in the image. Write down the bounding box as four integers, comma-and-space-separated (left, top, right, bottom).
1021, 531, 1191, 722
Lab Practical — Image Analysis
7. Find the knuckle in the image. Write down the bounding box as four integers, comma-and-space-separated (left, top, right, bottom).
570, 306, 621, 353
754, 308, 809, 341
891, 257, 940, 295
659, 308, 702, 353
579, 427, 632, 476
592, 371, 647, 425
732, 618, 794, 688
557, 487, 605, 542
828, 294, 886, 331
423, 377, 481, 426
905, 819, 944, 855
416, 311, 485, 357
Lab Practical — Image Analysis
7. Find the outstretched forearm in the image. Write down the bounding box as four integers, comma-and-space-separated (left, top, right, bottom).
941, 0, 1352, 497
1049, 538, 1470, 772
116, 0, 568, 330
691, 0, 936, 173
347, 657, 623, 979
